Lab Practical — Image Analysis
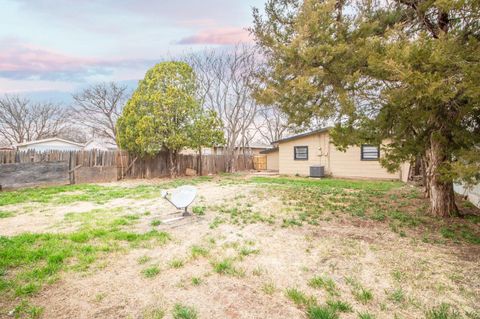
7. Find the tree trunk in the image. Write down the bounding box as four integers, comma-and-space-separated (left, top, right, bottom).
168, 150, 177, 178
225, 146, 236, 173
421, 156, 430, 198
198, 148, 203, 176
229, 149, 237, 173
424, 138, 458, 217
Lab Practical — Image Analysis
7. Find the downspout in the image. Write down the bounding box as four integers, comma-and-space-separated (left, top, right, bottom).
327, 133, 331, 175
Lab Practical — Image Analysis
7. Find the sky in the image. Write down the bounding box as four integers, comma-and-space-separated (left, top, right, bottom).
0, 0, 264, 103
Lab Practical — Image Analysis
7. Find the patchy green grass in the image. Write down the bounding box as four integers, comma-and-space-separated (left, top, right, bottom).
1, 174, 479, 318
192, 206, 206, 215
9, 300, 44, 319
246, 176, 479, 245
190, 245, 209, 259
358, 312, 375, 319
326, 300, 352, 313
346, 278, 374, 304
0, 176, 213, 207
191, 277, 202, 286
143, 307, 165, 319
249, 176, 401, 191
0, 228, 169, 298
261, 282, 276, 295
285, 288, 316, 307
308, 275, 339, 296
286, 284, 352, 318
440, 225, 480, 244
151, 220, 162, 227
307, 305, 338, 319
238, 246, 260, 257
172, 303, 198, 319
213, 205, 275, 225
211, 259, 243, 277
387, 288, 406, 304
169, 258, 185, 269
248, 177, 404, 227
142, 266, 161, 278
0, 210, 15, 218
209, 216, 224, 229
353, 287, 373, 304
425, 304, 462, 319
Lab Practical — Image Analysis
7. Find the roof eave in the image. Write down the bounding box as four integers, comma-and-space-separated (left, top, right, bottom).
260, 147, 279, 154
15, 137, 85, 148
272, 127, 332, 144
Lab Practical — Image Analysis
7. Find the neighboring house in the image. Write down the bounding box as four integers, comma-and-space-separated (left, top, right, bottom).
181, 147, 214, 156
213, 143, 271, 156
83, 139, 118, 151
15, 138, 85, 152
261, 128, 409, 181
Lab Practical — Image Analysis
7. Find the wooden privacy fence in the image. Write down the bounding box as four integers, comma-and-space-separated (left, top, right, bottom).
253, 155, 267, 171
0, 150, 254, 189
124, 153, 253, 179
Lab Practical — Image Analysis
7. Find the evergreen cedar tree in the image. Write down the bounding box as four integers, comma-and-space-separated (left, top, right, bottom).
252, 0, 480, 217
116, 61, 224, 177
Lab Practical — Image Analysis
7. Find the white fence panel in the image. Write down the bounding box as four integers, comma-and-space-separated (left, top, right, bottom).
454, 183, 480, 208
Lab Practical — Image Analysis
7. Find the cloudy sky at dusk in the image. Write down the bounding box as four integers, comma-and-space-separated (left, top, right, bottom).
0, 0, 264, 102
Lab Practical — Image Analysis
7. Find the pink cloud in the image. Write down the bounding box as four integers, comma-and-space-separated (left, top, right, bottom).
0, 39, 155, 81
0, 41, 96, 74
178, 27, 252, 45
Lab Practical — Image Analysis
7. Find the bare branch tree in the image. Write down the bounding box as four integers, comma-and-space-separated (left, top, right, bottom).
71, 82, 129, 146
184, 45, 260, 171
58, 125, 88, 144
0, 95, 70, 144
254, 106, 290, 144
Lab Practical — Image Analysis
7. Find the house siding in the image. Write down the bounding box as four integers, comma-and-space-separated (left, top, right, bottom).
329, 144, 399, 180
266, 151, 279, 171
17, 140, 83, 152
277, 131, 406, 180
278, 132, 329, 176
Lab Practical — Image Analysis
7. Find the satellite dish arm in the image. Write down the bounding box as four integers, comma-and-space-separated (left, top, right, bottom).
161, 191, 181, 209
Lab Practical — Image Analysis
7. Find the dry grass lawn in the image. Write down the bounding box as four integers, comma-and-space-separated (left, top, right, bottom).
0, 174, 479, 319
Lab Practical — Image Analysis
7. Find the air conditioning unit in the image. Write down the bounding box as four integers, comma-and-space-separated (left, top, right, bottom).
310, 166, 325, 178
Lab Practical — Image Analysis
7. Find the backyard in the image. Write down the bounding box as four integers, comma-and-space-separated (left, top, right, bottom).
0, 174, 479, 319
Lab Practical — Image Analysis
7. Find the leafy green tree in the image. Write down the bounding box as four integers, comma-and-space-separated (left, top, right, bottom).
188, 109, 225, 175
252, 0, 480, 216
116, 61, 200, 177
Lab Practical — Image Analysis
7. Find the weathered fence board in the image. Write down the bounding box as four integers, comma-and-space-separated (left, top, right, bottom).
253, 155, 267, 170
0, 161, 69, 189
120, 153, 252, 179
74, 166, 118, 184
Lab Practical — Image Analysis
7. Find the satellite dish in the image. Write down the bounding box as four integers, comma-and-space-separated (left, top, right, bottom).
162, 185, 197, 216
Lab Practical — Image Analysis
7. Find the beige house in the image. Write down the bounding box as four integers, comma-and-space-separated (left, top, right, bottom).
261, 128, 409, 181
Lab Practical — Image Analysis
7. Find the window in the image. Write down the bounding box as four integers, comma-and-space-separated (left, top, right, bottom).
361, 145, 380, 160
294, 146, 308, 160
